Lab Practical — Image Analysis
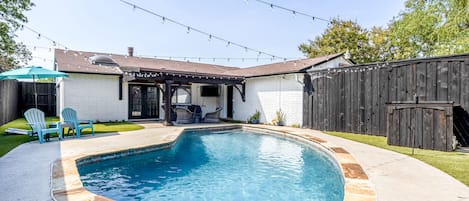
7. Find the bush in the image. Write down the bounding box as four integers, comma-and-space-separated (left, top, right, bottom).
272, 109, 286, 126
249, 110, 261, 124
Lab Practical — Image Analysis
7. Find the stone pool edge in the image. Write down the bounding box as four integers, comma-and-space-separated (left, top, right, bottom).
51, 124, 375, 201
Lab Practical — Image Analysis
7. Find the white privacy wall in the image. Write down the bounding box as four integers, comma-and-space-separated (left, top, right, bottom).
233, 74, 304, 126
58, 73, 128, 122
158, 83, 227, 119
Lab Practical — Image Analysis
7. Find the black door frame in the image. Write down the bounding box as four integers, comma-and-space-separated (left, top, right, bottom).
128, 84, 160, 119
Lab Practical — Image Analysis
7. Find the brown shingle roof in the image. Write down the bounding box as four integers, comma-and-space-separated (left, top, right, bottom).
223, 53, 344, 77
55, 49, 344, 77
55, 49, 241, 76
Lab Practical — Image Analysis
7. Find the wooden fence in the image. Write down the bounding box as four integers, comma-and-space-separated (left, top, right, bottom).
0, 80, 18, 125
18, 82, 56, 116
303, 53, 469, 137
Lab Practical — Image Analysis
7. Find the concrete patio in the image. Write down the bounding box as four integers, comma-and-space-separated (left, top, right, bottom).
0, 123, 468, 201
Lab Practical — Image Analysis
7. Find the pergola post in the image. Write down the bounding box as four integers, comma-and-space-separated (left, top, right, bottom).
164, 80, 174, 126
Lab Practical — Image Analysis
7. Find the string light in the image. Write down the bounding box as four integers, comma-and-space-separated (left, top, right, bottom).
19, 24, 69, 50
119, 0, 286, 60
137, 55, 299, 62
246, 0, 330, 23
308, 60, 404, 78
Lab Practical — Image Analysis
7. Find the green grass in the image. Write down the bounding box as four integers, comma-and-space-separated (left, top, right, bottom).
325, 131, 469, 187
0, 117, 144, 157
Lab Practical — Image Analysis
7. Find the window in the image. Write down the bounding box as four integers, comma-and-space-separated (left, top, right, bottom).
172, 86, 191, 104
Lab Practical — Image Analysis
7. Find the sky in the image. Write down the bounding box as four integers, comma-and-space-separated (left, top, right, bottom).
17, 0, 406, 69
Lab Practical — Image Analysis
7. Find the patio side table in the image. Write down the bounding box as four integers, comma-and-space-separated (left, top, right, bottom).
61, 122, 74, 137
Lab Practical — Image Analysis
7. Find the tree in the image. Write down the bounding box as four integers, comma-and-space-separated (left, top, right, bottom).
299, 0, 468, 63
385, 0, 469, 60
0, 0, 34, 72
298, 19, 381, 64
368, 26, 390, 61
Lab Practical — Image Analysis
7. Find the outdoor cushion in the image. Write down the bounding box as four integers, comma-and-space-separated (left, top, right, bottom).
204, 107, 223, 123
175, 107, 193, 124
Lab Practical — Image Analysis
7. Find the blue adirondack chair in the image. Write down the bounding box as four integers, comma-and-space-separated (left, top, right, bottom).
61, 108, 94, 138
24, 108, 63, 144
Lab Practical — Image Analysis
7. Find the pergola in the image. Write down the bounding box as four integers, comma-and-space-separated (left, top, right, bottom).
122, 69, 246, 125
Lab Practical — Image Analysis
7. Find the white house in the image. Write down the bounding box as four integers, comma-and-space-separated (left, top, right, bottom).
55, 48, 352, 126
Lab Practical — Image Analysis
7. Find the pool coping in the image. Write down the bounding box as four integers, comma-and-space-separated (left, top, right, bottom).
51, 125, 376, 201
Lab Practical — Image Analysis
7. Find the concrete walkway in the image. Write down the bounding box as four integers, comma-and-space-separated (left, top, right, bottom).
261, 125, 469, 201
0, 123, 468, 201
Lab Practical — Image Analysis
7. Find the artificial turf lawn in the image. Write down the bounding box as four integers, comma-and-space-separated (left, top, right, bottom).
325, 131, 469, 187
0, 117, 144, 157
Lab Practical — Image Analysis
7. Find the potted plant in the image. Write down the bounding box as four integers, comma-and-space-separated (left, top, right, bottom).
249, 110, 261, 124
272, 110, 286, 126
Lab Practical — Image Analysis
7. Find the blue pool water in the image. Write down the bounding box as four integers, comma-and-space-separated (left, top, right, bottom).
78, 129, 344, 201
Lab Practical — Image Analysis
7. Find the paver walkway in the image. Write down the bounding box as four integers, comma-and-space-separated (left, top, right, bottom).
0, 123, 468, 201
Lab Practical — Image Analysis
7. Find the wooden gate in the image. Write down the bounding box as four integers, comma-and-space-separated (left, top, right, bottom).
18, 82, 56, 116
386, 101, 455, 151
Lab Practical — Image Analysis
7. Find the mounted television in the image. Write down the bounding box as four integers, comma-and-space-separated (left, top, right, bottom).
201, 85, 219, 97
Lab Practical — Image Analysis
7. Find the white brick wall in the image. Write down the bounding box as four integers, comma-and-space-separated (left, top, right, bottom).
58, 73, 128, 122
233, 74, 304, 126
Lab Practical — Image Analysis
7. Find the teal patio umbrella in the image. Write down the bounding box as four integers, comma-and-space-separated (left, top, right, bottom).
0, 66, 69, 108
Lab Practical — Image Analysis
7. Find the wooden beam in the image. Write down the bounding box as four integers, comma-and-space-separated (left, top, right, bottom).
155, 83, 164, 94
171, 85, 178, 97
233, 83, 246, 102
164, 80, 174, 126
131, 71, 244, 85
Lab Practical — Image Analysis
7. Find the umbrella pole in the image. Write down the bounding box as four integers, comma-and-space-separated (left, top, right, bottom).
33, 75, 38, 109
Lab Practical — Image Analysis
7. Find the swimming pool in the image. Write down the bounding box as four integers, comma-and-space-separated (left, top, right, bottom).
78, 129, 344, 200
